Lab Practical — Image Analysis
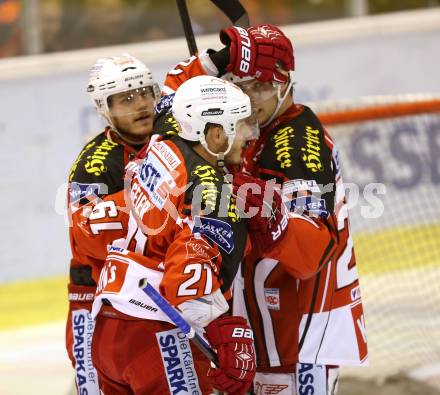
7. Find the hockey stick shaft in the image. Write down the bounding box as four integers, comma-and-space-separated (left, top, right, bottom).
139, 278, 218, 365
210, 0, 250, 28
176, 0, 198, 55
176, 0, 250, 57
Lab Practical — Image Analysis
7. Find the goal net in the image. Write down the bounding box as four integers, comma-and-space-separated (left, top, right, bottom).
311, 94, 440, 380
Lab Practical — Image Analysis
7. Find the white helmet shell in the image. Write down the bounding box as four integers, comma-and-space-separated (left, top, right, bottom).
171, 75, 251, 155
87, 54, 160, 124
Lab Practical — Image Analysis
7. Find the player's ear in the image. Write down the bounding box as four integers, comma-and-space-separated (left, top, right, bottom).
206, 125, 226, 151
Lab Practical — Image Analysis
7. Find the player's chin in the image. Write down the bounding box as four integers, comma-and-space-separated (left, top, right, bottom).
132, 118, 153, 134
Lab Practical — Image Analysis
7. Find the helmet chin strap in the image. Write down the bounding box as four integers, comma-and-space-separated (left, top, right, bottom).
200, 134, 234, 169
261, 71, 295, 128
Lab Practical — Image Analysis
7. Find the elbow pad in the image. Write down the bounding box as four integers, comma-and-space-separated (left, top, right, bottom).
178, 288, 229, 330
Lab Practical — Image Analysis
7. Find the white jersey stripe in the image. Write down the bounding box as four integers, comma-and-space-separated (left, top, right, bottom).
254, 258, 281, 367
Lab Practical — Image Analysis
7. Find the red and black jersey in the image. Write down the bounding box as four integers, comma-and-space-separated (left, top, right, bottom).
235, 104, 367, 369
161, 53, 367, 367
68, 128, 140, 286
119, 136, 249, 306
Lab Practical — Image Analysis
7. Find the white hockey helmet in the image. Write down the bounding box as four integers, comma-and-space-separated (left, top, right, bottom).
172, 75, 258, 157
87, 54, 160, 126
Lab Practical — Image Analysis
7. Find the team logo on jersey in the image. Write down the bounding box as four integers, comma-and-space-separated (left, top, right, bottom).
254, 382, 289, 395
301, 126, 324, 173
69, 182, 102, 204
155, 93, 175, 114
138, 151, 176, 209
185, 235, 216, 261
156, 328, 201, 395
193, 216, 234, 254
72, 310, 100, 394
286, 195, 329, 219
264, 288, 280, 310
272, 126, 294, 169
84, 138, 119, 176
96, 257, 129, 296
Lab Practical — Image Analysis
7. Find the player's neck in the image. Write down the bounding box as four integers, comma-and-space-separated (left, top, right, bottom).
193, 144, 218, 167
276, 94, 294, 119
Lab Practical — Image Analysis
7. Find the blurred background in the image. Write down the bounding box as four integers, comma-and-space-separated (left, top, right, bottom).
0, 1, 440, 394
0, 0, 439, 57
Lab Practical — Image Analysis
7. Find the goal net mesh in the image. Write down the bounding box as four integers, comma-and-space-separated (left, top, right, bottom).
311, 94, 440, 379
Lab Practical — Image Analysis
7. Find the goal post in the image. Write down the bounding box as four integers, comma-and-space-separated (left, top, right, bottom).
310, 94, 440, 380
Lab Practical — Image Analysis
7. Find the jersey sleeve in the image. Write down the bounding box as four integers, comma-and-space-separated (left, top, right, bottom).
263, 214, 337, 280
162, 53, 212, 95
68, 137, 129, 283
160, 222, 224, 306
69, 189, 128, 262
259, 112, 338, 279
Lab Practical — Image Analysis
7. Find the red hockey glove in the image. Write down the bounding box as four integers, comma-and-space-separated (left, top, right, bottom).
220, 24, 294, 83
205, 316, 256, 395
233, 172, 288, 250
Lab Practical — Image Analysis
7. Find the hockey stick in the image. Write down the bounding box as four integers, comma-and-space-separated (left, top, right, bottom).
210, 0, 250, 28
176, 0, 250, 56
176, 0, 198, 55
139, 278, 218, 366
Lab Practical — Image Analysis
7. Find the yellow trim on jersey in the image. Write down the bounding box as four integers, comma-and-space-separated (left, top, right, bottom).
0, 276, 68, 330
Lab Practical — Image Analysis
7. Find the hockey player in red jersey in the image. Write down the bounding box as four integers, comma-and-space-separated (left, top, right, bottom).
67, 29, 291, 394
225, 30, 368, 395
90, 75, 261, 394
161, 24, 368, 395
65, 54, 161, 394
